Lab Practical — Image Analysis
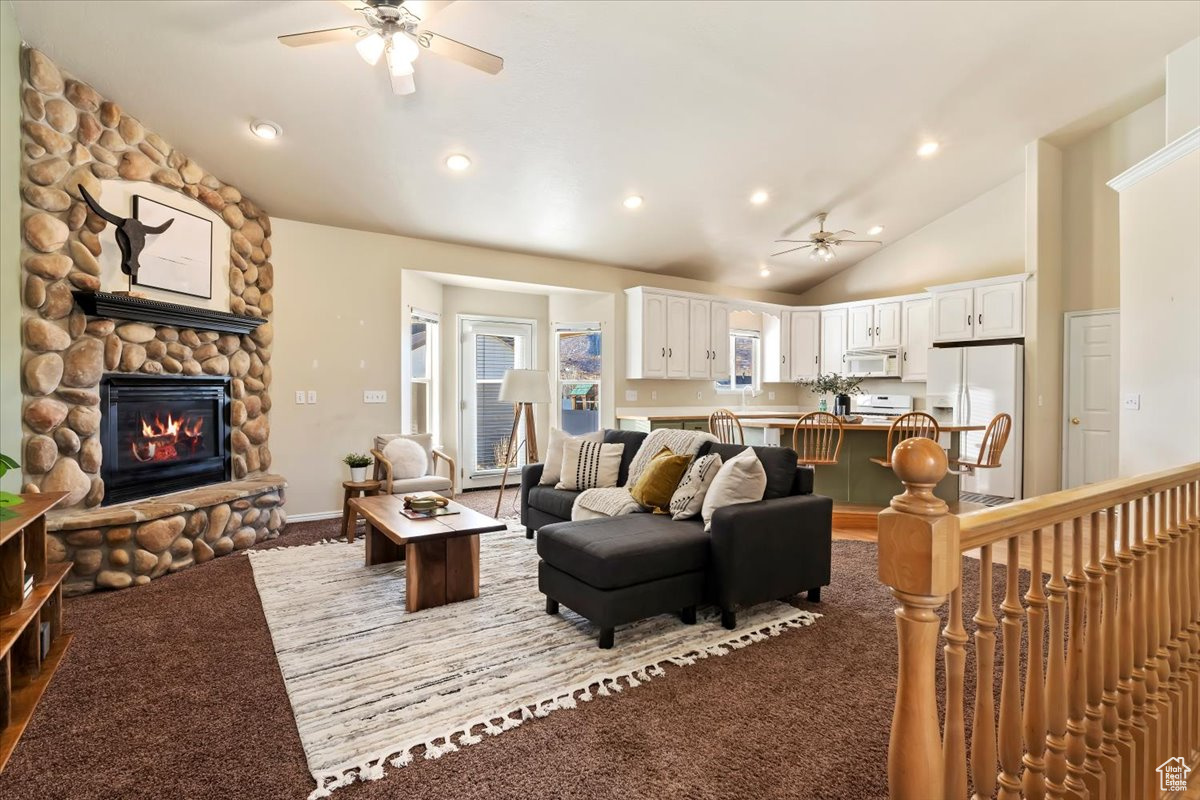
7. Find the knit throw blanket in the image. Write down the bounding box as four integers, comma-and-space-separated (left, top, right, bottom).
572, 429, 717, 520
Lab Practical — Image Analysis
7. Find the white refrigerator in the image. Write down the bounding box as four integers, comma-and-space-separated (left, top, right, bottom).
926, 343, 1023, 499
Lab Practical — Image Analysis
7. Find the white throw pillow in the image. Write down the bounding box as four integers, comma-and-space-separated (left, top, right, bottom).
540, 427, 604, 485
556, 440, 624, 491
669, 453, 724, 521
701, 447, 767, 532
383, 437, 428, 480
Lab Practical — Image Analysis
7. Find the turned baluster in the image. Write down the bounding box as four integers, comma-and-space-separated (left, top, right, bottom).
1188, 480, 1200, 756
879, 438, 959, 800
972, 544, 998, 800
996, 536, 1024, 799
1154, 490, 1174, 763
1022, 528, 1048, 800
1082, 511, 1107, 799
1044, 522, 1071, 800
1064, 516, 1091, 795
1164, 487, 1184, 760
1115, 501, 1138, 800
1143, 493, 1165, 800
944, 586, 968, 800
1099, 507, 1121, 797
1130, 496, 1152, 800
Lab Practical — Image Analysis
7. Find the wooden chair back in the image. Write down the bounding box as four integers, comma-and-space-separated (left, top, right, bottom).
872, 411, 941, 467
708, 408, 744, 445
964, 412, 1012, 469
792, 411, 844, 466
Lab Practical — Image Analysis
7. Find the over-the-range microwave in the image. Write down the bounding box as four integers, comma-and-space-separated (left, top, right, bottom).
843, 347, 902, 378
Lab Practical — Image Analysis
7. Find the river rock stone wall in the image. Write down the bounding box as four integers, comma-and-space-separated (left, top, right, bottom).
18, 46, 275, 509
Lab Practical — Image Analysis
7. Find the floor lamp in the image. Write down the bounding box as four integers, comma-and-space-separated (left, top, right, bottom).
496, 369, 550, 517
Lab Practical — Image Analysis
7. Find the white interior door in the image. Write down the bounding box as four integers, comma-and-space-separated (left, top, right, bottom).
1063, 311, 1119, 488
460, 317, 534, 488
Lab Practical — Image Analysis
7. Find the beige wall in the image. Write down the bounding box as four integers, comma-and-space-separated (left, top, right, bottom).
0, 4, 20, 491
1117, 147, 1200, 476
271, 218, 807, 516
1060, 97, 1165, 312
796, 174, 1025, 305
1166, 38, 1200, 141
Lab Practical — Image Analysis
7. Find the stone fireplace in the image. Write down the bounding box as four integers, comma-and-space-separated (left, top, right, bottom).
17, 47, 287, 593
99, 374, 231, 505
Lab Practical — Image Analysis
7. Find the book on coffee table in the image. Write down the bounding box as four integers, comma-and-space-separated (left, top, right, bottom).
399, 506, 461, 520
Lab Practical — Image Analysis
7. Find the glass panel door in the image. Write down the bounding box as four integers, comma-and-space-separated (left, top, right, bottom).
460, 318, 534, 488
556, 325, 601, 435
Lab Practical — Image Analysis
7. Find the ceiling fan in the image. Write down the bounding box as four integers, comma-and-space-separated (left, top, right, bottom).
771, 213, 882, 262
278, 0, 503, 96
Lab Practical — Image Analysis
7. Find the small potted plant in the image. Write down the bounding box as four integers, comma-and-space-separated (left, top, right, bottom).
342, 452, 373, 482
797, 372, 864, 416
0, 453, 22, 522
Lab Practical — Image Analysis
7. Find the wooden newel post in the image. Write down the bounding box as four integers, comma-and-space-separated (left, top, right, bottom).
878, 437, 960, 800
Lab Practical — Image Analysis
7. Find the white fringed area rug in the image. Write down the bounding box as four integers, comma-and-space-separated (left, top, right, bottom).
248, 527, 820, 798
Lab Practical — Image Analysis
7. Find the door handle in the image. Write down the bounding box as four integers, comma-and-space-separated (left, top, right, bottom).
668, 348, 672, 357
814, 355, 818, 364
875, 326, 880, 336
967, 315, 972, 326
1071, 417, 1081, 425
661, 347, 666, 357
978, 314, 982, 325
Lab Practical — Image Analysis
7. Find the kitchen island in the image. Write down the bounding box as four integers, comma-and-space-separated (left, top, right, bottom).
616, 411, 984, 508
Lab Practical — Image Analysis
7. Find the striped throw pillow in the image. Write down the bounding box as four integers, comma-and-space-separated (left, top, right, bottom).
556, 440, 624, 491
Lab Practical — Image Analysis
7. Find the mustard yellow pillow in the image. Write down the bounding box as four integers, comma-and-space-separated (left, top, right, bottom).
630, 447, 693, 513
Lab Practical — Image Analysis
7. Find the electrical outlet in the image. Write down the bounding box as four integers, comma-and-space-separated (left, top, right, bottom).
363, 390, 387, 404
1122, 393, 1141, 411
307, 390, 318, 404
624, 390, 637, 402
695, 391, 702, 400
294, 390, 306, 405
768, 391, 776, 400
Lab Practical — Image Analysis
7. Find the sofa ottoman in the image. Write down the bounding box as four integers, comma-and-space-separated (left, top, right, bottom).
537, 514, 708, 648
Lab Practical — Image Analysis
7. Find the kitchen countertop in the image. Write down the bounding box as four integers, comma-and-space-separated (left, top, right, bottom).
615, 410, 984, 432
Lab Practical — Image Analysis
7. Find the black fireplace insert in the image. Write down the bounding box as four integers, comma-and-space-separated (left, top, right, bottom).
99, 374, 231, 505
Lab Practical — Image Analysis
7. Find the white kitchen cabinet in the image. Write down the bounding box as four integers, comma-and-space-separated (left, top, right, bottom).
931, 288, 974, 342
847, 303, 875, 349
687, 299, 711, 379
761, 311, 783, 383
665, 295, 690, 378
820, 308, 848, 375
873, 300, 902, 348
626, 289, 667, 378
974, 282, 1024, 339
901, 297, 931, 382
788, 310, 820, 381
710, 301, 730, 381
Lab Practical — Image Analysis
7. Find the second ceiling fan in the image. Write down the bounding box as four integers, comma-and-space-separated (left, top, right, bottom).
278, 0, 503, 96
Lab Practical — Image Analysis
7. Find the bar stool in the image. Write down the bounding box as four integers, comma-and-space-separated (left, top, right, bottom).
792, 411, 844, 467
708, 408, 744, 445
950, 412, 1012, 475
869, 412, 941, 468
341, 479, 381, 542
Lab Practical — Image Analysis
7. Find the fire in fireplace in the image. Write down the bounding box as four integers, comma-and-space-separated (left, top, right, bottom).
100, 374, 231, 505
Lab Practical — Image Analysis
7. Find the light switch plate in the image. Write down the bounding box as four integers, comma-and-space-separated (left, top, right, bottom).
624, 390, 637, 402
363, 390, 387, 404
307, 390, 318, 404
294, 390, 306, 404
1122, 393, 1141, 411
651, 391, 657, 401
768, 391, 776, 400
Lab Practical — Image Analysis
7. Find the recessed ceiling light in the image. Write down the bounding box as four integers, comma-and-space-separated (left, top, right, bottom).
445, 154, 471, 171
917, 141, 940, 157
623, 195, 644, 210
867, 225, 885, 236
759, 266, 771, 278
249, 120, 281, 140
750, 190, 770, 206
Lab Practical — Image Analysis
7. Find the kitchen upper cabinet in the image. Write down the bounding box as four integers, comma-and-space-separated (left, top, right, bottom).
874, 300, 902, 348
974, 282, 1024, 339
847, 303, 874, 349
665, 295, 690, 378
688, 299, 711, 379
788, 310, 820, 381
820, 308, 848, 374
932, 288, 974, 342
710, 302, 730, 381
901, 297, 931, 382
761, 312, 783, 383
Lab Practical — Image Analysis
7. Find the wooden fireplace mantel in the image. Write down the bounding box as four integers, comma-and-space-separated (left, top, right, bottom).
72, 291, 267, 335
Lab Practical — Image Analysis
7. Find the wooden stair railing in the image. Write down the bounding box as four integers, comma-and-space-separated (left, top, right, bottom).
878, 436, 1200, 800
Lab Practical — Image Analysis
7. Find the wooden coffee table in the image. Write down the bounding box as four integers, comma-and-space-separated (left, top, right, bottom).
348, 493, 507, 612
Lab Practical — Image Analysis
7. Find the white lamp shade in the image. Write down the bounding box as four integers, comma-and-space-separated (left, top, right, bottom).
498, 369, 551, 403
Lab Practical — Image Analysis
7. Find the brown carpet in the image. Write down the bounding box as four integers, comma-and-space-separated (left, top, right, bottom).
0, 488, 1011, 800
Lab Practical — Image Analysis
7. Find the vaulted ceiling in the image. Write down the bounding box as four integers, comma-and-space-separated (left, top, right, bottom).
12, 1, 1199, 292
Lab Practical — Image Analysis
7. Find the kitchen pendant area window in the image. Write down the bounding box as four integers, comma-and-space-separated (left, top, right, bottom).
555, 324, 601, 435
715, 330, 760, 392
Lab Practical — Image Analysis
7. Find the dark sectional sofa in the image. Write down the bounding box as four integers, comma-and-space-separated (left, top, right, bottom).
520, 429, 833, 648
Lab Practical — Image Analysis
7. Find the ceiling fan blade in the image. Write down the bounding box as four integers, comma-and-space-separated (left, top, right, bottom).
832, 239, 883, 245
278, 26, 362, 47
832, 229, 856, 237
773, 239, 813, 244
771, 244, 814, 257
417, 30, 503, 74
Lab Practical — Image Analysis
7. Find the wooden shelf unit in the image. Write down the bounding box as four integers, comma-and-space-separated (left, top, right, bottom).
0, 491, 71, 773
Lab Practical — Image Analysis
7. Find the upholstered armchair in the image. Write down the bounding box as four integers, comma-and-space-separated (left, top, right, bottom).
371, 433, 457, 497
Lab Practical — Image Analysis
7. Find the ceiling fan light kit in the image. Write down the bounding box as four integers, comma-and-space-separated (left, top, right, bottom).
279, 0, 504, 96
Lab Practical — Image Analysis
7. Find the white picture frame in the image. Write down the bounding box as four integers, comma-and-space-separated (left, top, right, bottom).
132, 194, 213, 299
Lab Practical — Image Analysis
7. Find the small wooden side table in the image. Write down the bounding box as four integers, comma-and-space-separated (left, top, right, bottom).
341, 480, 381, 542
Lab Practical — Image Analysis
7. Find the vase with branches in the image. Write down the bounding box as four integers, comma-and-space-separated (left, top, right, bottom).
797, 372, 864, 416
